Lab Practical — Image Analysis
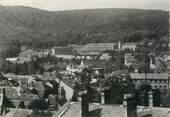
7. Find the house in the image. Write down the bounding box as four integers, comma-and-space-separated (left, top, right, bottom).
163, 55, 170, 62
137, 91, 170, 117
137, 106, 170, 117
55, 78, 74, 100
19, 49, 39, 58
60, 102, 127, 117
52, 46, 75, 59
122, 43, 137, 51
100, 53, 111, 60
56, 91, 129, 117
4, 88, 41, 109
130, 73, 170, 89
6, 57, 19, 63
124, 54, 136, 67
20, 45, 28, 51
66, 61, 87, 75
6, 57, 31, 64
38, 49, 51, 58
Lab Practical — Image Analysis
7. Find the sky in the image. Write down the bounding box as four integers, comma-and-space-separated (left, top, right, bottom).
0, 0, 169, 11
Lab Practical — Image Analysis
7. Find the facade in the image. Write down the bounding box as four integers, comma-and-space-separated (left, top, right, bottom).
130, 73, 170, 89
124, 54, 136, 67
6, 57, 31, 64
55, 78, 74, 100
100, 53, 111, 60
51, 46, 74, 59
77, 43, 116, 55
122, 43, 137, 51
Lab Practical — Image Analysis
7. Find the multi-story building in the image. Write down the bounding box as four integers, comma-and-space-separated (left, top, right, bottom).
51, 46, 75, 59
130, 73, 170, 89
77, 43, 116, 55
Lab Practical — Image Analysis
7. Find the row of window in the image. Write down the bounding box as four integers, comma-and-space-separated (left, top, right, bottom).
133, 80, 168, 83
152, 85, 168, 89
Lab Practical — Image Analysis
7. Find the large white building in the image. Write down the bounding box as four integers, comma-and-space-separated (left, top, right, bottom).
122, 43, 137, 51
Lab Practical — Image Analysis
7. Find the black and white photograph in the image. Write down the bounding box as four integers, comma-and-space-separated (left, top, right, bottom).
0, 0, 169, 117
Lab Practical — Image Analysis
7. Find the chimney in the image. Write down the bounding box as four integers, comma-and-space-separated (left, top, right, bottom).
101, 91, 105, 104
148, 91, 153, 109
78, 90, 89, 117
118, 41, 122, 51
123, 94, 127, 106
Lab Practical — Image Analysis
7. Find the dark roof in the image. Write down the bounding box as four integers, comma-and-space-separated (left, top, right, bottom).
85, 60, 111, 68
130, 73, 169, 80
53, 47, 74, 55
5, 88, 40, 100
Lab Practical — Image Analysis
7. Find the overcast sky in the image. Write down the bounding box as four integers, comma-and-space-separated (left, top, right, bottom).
0, 0, 169, 11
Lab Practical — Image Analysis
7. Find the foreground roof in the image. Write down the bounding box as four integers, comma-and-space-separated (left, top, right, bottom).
61, 102, 127, 117
137, 106, 170, 117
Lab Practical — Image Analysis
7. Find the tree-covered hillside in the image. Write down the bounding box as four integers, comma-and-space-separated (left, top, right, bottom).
0, 5, 169, 50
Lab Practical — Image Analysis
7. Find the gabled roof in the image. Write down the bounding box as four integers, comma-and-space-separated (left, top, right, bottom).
34, 81, 45, 91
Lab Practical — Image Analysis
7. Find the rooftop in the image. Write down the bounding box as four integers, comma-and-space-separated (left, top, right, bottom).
61, 102, 127, 117
5, 88, 40, 100
130, 73, 169, 80
137, 106, 170, 117
53, 46, 75, 55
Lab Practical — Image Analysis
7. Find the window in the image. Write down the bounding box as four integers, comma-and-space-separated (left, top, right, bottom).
164, 86, 167, 89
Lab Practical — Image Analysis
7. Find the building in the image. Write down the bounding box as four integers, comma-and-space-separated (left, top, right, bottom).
124, 54, 136, 67
130, 73, 170, 89
137, 106, 170, 117
37, 49, 51, 57
6, 57, 19, 63
122, 43, 137, 51
137, 91, 170, 117
77, 43, 116, 56
60, 102, 127, 117
19, 49, 39, 58
66, 61, 87, 75
54, 91, 130, 117
6, 57, 31, 64
100, 53, 111, 60
52, 46, 75, 59
20, 45, 28, 51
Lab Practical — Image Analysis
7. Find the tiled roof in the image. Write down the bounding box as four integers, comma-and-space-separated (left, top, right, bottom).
34, 81, 45, 91
5, 88, 40, 100
130, 73, 169, 80
137, 106, 170, 117
61, 102, 127, 117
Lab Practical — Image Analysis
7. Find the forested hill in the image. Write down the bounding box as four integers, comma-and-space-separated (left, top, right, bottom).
0, 5, 169, 48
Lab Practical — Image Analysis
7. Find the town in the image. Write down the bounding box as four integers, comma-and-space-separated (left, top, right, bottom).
0, 38, 170, 117
0, 1, 170, 117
